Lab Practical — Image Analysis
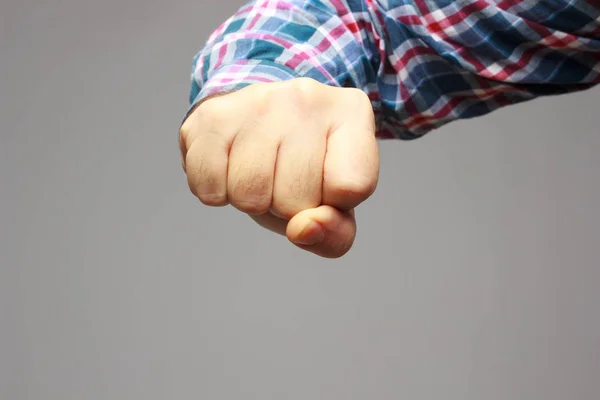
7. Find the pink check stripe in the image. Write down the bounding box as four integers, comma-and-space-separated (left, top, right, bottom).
188, 0, 600, 139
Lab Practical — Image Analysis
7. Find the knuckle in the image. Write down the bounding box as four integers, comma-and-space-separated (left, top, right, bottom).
179, 123, 190, 140
347, 88, 372, 111
290, 77, 321, 94
290, 78, 324, 109
179, 121, 192, 147
348, 87, 369, 100
340, 88, 375, 130
190, 98, 230, 135
261, 78, 320, 111
199, 108, 226, 132
196, 96, 220, 116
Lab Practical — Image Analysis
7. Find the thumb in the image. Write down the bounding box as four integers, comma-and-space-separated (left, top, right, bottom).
286, 205, 357, 259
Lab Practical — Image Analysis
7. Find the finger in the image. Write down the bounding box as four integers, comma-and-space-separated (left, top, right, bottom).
271, 125, 326, 219
323, 90, 379, 210
227, 124, 280, 215
286, 205, 357, 259
185, 135, 231, 206
179, 93, 233, 170
181, 95, 241, 206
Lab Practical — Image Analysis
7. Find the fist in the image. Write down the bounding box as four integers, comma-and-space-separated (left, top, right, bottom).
180, 78, 379, 258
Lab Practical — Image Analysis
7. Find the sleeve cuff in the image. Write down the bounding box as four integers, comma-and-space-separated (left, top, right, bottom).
183, 61, 300, 124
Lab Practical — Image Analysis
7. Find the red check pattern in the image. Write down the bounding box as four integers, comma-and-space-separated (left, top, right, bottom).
187, 0, 600, 139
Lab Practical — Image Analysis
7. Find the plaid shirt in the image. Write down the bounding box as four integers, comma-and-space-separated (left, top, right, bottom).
188, 0, 600, 139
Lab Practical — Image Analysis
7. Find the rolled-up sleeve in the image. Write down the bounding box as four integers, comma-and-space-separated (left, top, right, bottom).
186, 0, 380, 120
186, 0, 600, 139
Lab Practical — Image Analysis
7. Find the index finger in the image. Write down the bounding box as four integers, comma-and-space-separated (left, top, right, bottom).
322, 89, 379, 210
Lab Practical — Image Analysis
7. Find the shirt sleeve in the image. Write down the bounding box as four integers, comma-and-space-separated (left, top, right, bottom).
186, 0, 600, 139
375, 0, 600, 139
186, 0, 379, 120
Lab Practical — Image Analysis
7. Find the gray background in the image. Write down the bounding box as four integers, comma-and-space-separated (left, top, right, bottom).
2, 1, 599, 399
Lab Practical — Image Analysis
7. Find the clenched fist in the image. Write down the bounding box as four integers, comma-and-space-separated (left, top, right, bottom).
180, 78, 379, 258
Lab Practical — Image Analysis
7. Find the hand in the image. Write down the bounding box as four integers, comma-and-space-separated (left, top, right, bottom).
180, 78, 379, 258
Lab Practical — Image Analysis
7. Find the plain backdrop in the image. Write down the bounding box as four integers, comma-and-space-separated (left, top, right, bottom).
1, 1, 599, 399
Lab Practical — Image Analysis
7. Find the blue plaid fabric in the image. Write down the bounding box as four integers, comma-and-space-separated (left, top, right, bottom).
189, 0, 600, 139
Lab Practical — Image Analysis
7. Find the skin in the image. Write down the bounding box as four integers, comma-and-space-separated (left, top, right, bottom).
180, 78, 380, 258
